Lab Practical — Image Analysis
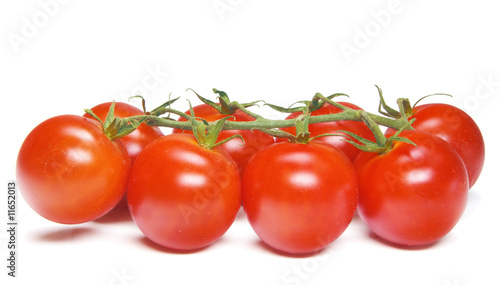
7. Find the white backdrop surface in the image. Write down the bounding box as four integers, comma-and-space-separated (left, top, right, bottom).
1, 1, 499, 285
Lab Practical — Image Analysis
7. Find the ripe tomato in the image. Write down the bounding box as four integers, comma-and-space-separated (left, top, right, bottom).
387, 103, 484, 188
354, 130, 469, 246
278, 102, 375, 162
242, 141, 358, 254
16, 115, 131, 224
83, 101, 164, 163
173, 104, 275, 173
127, 133, 241, 251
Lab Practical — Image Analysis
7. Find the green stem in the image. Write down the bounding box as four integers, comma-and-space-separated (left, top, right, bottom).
139, 109, 410, 132
230, 101, 265, 120
359, 111, 387, 147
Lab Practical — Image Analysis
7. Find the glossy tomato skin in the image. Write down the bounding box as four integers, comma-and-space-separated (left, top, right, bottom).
242, 141, 358, 254
278, 102, 375, 162
386, 104, 484, 188
354, 130, 469, 246
16, 115, 131, 224
173, 104, 275, 173
84, 102, 164, 163
127, 133, 241, 251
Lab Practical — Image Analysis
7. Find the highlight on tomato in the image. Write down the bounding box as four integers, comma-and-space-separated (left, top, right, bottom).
242, 140, 359, 254
16, 115, 131, 224
354, 130, 469, 246
127, 133, 241, 251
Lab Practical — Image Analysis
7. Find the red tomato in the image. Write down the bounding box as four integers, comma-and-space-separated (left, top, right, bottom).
16, 115, 131, 224
173, 104, 275, 173
278, 102, 375, 162
386, 103, 484, 188
127, 133, 241, 251
242, 141, 358, 254
83, 102, 164, 163
354, 130, 469, 246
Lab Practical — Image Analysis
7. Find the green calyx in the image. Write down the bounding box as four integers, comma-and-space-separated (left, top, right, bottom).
340, 112, 417, 154
187, 88, 262, 116
84, 96, 179, 141
265, 92, 350, 115
263, 92, 352, 144
84, 101, 147, 141
291, 114, 311, 144
186, 100, 244, 150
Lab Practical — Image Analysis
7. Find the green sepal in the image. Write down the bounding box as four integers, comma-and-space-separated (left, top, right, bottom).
187, 100, 205, 144
376, 85, 402, 119
256, 128, 299, 142
308, 132, 346, 142
310, 92, 349, 112
185, 99, 243, 150
294, 114, 311, 144
384, 118, 417, 148
389, 136, 417, 147
204, 116, 234, 148
84, 109, 104, 125
338, 117, 417, 154
150, 94, 180, 116
342, 139, 388, 153
212, 88, 233, 114
312, 92, 351, 112
128, 95, 147, 113
264, 102, 307, 114
213, 134, 245, 148
358, 110, 387, 147
387, 118, 416, 138
265, 92, 349, 115
337, 130, 379, 147
212, 88, 262, 114
335, 130, 387, 153
103, 101, 117, 131
334, 130, 385, 153
187, 88, 222, 112
112, 116, 147, 140
84, 101, 147, 141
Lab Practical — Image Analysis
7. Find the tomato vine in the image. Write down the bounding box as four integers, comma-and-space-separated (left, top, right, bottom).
111, 86, 421, 151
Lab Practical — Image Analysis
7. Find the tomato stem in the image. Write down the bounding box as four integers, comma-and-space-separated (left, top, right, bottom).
142, 106, 411, 132
93, 87, 421, 151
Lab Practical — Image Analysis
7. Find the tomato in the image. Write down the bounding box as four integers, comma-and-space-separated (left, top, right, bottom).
242, 141, 358, 254
127, 133, 241, 251
83, 102, 164, 218
354, 130, 469, 246
173, 104, 275, 173
16, 115, 131, 224
278, 102, 375, 162
83, 102, 164, 163
386, 103, 484, 188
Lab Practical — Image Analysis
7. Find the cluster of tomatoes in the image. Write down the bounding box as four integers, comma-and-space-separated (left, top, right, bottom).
16, 93, 485, 254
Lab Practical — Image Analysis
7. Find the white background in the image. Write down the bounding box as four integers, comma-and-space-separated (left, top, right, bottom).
1, 1, 499, 284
